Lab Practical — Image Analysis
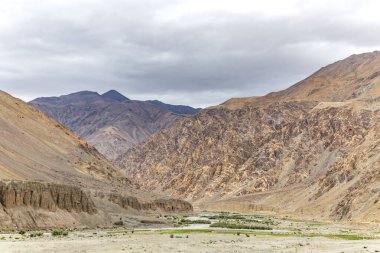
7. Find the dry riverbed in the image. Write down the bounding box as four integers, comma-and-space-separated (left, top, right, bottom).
0, 213, 379, 253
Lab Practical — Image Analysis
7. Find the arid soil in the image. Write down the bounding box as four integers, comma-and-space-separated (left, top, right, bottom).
0, 230, 379, 253
1, 212, 379, 253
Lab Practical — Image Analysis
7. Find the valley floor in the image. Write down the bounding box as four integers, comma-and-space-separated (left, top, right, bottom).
1, 232, 380, 253
0, 213, 379, 253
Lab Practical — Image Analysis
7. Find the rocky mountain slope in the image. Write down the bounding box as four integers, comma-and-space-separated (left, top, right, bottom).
118, 51, 380, 223
0, 91, 192, 230
146, 100, 201, 115
30, 90, 199, 161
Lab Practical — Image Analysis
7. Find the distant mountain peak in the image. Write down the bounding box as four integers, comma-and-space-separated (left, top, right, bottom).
102, 90, 129, 102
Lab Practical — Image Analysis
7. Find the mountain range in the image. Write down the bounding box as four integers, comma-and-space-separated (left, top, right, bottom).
117, 51, 380, 223
6, 51, 380, 225
30, 91, 200, 161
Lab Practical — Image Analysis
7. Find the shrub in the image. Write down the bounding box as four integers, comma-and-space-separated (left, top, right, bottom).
29, 232, 43, 238
51, 231, 68, 237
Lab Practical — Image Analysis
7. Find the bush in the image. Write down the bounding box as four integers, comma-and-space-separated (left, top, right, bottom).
29, 232, 43, 238
170, 234, 174, 238
18, 231, 26, 235
51, 231, 68, 237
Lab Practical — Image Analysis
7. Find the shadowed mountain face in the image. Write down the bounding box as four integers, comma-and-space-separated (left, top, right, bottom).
0, 91, 192, 229
146, 100, 201, 115
30, 90, 199, 161
118, 51, 380, 223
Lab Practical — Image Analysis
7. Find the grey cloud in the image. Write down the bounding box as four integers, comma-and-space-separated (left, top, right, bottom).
0, 0, 380, 107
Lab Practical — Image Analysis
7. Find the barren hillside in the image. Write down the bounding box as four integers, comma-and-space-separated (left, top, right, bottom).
118, 52, 380, 223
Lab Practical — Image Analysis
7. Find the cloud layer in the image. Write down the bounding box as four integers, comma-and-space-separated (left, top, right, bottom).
1, 0, 380, 107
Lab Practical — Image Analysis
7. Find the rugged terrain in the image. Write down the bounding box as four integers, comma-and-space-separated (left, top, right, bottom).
30, 90, 199, 161
0, 91, 192, 230
118, 51, 380, 223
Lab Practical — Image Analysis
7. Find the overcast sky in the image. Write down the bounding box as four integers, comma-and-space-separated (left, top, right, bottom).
0, 0, 379, 107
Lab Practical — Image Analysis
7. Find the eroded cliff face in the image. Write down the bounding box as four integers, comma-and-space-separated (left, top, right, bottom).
0, 181, 193, 214
0, 181, 96, 214
143, 199, 193, 212
108, 194, 193, 212
118, 52, 380, 222
0, 181, 193, 229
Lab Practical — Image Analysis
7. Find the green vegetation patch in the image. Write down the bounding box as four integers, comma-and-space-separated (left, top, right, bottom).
210, 222, 272, 230
209, 214, 246, 220
160, 229, 213, 234
179, 219, 211, 225
213, 230, 373, 240
321, 234, 374, 240
207, 214, 277, 225
262, 232, 372, 240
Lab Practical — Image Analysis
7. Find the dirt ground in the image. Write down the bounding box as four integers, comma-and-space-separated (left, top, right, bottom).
0, 232, 379, 253
1, 212, 379, 253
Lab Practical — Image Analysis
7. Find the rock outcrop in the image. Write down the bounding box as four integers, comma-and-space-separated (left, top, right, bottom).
108, 194, 193, 212
0, 181, 96, 214
143, 199, 193, 212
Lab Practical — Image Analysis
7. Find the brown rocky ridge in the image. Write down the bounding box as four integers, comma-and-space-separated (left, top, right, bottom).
0, 91, 192, 230
118, 51, 380, 223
